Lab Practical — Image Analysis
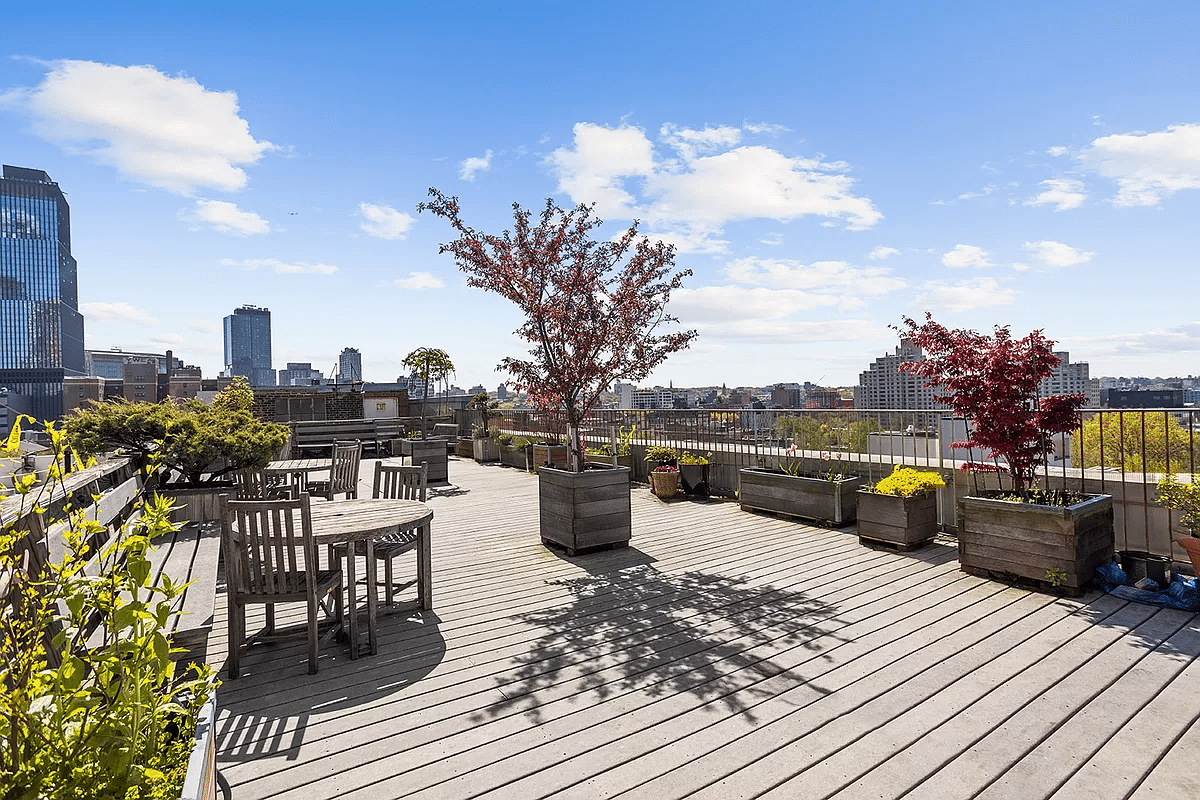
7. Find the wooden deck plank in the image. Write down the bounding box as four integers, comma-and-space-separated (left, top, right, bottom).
208, 457, 1200, 800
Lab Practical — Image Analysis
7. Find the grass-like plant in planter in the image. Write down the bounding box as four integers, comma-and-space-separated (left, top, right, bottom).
419, 190, 696, 554
0, 424, 218, 798
64, 378, 289, 522
738, 450, 867, 525
468, 392, 501, 462
858, 465, 946, 550
897, 313, 1113, 594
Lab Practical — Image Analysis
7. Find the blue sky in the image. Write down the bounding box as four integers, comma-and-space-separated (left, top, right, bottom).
3, 2, 1198, 389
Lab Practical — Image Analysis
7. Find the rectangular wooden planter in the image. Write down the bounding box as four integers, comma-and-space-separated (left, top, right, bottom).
157, 486, 236, 524
473, 438, 500, 462
454, 438, 475, 458
738, 469, 866, 525
956, 493, 1114, 595
539, 465, 632, 554
857, 491, 938, 548
499, 445, 532, 471
399, 438, 449, 484
179, 694, 220, 800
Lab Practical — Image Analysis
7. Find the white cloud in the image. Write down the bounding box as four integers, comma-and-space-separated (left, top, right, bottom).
867, 246, 899, 261
941, 244, 993, 269
743, 121, 790, 135
686, 317, 886, 344
918, 278, 1017, 312
221, 258, 337, 275
1047, 146, 1068, 157
151, 333, 186, 345
189, 320, 221, 334
758, 233, 784, 246
546, 122, 881, 252
671, 285, 842, 323
0, 60, 273, 194
1023, 240, 1095, 267
459, 150, 493, 181
1024, 178, 1087, 211
394, 271, 444, 290
180, 199, 269, 235
724, 257, 906, 296
1079, 123, 1200, 206
956, 185, 995, 201
79, 301, 157, 325
358, 202, 414, 240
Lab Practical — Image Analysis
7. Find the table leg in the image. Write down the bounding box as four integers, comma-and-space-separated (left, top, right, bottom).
366, 539, 378, 655
345, 547, 359, 660
418, 522, 432, 609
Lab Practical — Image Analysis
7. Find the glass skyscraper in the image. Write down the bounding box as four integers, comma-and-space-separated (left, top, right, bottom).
0, 165, 86, 420
223, 305, 275, 386
338, 347, 362, 383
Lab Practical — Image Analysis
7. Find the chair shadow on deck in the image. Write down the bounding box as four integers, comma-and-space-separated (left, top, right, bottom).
474, 557, 847, 725
214, 610, 446, 763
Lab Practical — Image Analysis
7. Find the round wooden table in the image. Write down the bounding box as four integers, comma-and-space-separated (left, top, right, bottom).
309, 499, 433, 657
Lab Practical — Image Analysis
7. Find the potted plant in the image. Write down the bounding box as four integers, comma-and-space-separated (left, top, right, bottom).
678, 451, 712, 497
644, 446, 679, 498
1156, 473, 1200, 575
857, 465, 945, 549
419, 190, 695, 554
738, 450, 867, 525
468, 392, 500, 462
65, 378, 289, 522
897, 313, 1114, 594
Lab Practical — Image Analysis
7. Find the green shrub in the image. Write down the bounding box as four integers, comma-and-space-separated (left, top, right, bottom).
0, 424, 217, 798
644, 445, 678, 464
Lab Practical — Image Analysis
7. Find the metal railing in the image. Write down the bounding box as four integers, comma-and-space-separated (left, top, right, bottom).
456, 406, 1199, 562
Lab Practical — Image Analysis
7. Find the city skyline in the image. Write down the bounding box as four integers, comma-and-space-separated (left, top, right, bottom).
1, 4, 1198, 388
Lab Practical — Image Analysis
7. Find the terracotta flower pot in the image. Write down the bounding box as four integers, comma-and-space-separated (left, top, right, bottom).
1177, 536, 1200, 576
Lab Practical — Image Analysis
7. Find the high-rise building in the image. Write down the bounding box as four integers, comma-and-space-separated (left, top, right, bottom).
223, 305, 275, 386
1038, 351, 1090, 399
278, 362, 323, 386
854, 340, 944, 410
0, 165, 86, 420
338, 347, 362, 383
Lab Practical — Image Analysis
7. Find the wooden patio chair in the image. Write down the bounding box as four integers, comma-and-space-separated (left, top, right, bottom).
232, 467, 296, 501
333, 461, 428, 606
307, 439, 362, 501
219, 494, 344, 678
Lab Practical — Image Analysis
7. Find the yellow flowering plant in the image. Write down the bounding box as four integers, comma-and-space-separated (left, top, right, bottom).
869, 465, 945, 497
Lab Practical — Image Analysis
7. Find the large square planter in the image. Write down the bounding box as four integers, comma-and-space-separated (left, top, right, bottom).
738, 468, 866, 526
454, 438, 474, 458
957, 493, 1114, 595
473, 438, 500, 462
499, 445, 532, 471
399, 438, 449, 483
157, 485, 236, 524
539, 465, 632, 555
857, 491, 938, 549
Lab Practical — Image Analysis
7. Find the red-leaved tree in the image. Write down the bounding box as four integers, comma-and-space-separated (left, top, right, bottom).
896, 313, 1085, 496
418, 190, 697, 471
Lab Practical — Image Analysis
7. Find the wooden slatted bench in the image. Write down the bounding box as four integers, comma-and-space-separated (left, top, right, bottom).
2, 457, 222, 667
290, 419, 381, 458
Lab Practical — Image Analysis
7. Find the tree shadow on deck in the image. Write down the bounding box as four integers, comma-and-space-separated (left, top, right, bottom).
214, 610, 446, 763
476, 561, 846, 725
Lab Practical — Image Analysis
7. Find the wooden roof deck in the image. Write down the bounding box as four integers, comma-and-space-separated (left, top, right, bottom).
211, 457, 1200, 799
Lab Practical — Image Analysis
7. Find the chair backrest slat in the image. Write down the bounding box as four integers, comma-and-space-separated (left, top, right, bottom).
373, 461, 427, 502
328, 440, 362, 498
220, 495, 315, 598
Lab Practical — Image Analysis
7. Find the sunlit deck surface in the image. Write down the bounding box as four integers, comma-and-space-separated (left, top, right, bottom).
211, 457, 1200, 800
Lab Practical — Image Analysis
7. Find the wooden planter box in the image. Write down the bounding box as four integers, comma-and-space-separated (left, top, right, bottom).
857, 491, 938, 549
473, 438, 500, 462
454, 438, 474, 458
532, 444, 569, 472
738, 469, 866, 525
399, 438, 449, 484
157, 485, 236, 524
179, 694, 221, 800
957, 493, 1114, 595
500, 445, 532, 471
539, 465, 632, 554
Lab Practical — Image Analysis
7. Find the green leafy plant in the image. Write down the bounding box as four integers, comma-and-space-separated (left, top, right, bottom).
402, 347, 455, 439
615, 425, 636, 458
869, 465, 946, 497
1045, 567, 1067, 589
65, 377, 288, 488
778, 447, 853, 482
643, 445, 678, 466
1, 415, 28, 460
678, 451, 712, 466
0, 422, 217, 798
467, 392, 499, 439
1156, 473, 1200, 537
510, 435, 536, 449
